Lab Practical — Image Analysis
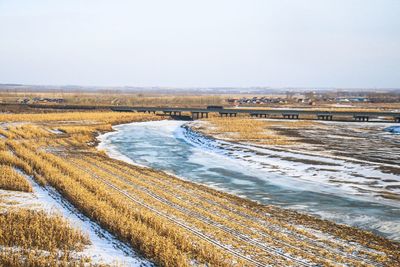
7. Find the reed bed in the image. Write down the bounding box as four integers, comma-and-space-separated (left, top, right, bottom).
0, 249, 92, 267
0, 91, 225, 107
8, 141, 235, 266
0, 209, 90, 251
0, 165, 32, 192
194, 117, 318, 145
0, 111, 158, 125
81, 154, 398, 264
0, 209, 93, 267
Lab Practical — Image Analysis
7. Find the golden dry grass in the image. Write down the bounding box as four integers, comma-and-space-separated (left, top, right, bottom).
7, 141, 218, 266
0, 91, 225, 107
0, 209, 90, 251
0, 249, 92, 267
0, 111, 158, 124
194, 117, 318, 145
0, 165, 32, 192
0, 209, 92, 267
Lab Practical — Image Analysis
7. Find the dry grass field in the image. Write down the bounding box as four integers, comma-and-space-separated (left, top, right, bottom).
191, 117, 318, 145
0, 165, 32, 192
2, 90, 400, 110
0, 207, 92, 266
0, 110, 399, 266
0, 91, 225, 107
0, 149, 94, 265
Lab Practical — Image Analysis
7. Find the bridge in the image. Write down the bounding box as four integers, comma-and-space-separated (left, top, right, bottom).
109, 106, 399, 122
25, 104, 400, 122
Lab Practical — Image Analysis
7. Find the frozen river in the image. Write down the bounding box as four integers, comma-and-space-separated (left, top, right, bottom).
98, 120, 400, 241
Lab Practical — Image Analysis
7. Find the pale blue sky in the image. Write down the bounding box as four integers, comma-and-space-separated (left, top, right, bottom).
0, 0, 399, 88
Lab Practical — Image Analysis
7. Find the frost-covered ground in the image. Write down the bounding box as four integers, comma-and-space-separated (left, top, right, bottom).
98, 120, 400, 241
272, 120, 400, 168
0, 174, 153, 267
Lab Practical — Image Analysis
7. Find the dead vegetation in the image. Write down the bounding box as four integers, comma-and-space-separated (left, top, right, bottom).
0, 165, 32, 192
0, 110, 399, 266
192, 117, 318, 145
0, 209, 90, 251
0, 91, 225, 107
0, 209, 93, 267
0, 249, 92, 267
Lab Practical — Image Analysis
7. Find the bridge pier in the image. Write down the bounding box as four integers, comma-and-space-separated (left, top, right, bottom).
251, 113, 268, 118
354, 115, 369, 122
171, 111, 182, 116
191, 112, 209, 119
283, 114, 299, 119
201, 112, 209, 118
191, 112, 199, 119
219, 112, 237, 117
317, 114, 333, 120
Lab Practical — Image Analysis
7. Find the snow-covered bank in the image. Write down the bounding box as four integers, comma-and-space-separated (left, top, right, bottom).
1, 172, 153, 267
182, 123, 400, 207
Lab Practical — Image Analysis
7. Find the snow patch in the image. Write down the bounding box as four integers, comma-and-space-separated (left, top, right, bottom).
1, 172, 153, 267
48, 128, 64, 134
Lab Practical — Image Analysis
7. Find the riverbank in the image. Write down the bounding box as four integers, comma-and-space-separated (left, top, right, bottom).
189, 118, 400, 196
1, 112, 400, 266
190, 117, 400, 170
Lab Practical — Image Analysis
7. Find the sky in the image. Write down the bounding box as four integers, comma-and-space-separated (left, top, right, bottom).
0, 0, 399, 88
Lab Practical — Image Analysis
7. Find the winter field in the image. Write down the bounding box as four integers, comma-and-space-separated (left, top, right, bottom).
0, 111, 399, 266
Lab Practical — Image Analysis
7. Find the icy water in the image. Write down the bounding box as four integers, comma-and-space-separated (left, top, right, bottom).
98, 120, 400, 241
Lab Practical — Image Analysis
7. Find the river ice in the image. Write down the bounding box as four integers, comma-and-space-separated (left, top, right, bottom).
385, 126, 400, 134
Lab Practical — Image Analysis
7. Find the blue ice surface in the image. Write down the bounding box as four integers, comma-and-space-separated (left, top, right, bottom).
385, 126, 400, 134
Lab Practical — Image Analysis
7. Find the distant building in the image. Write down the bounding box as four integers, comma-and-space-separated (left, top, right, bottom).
336, 97, 369, 103
227, 98, 238, 104
18, 97, 65, 104
231, 96, 287, 105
